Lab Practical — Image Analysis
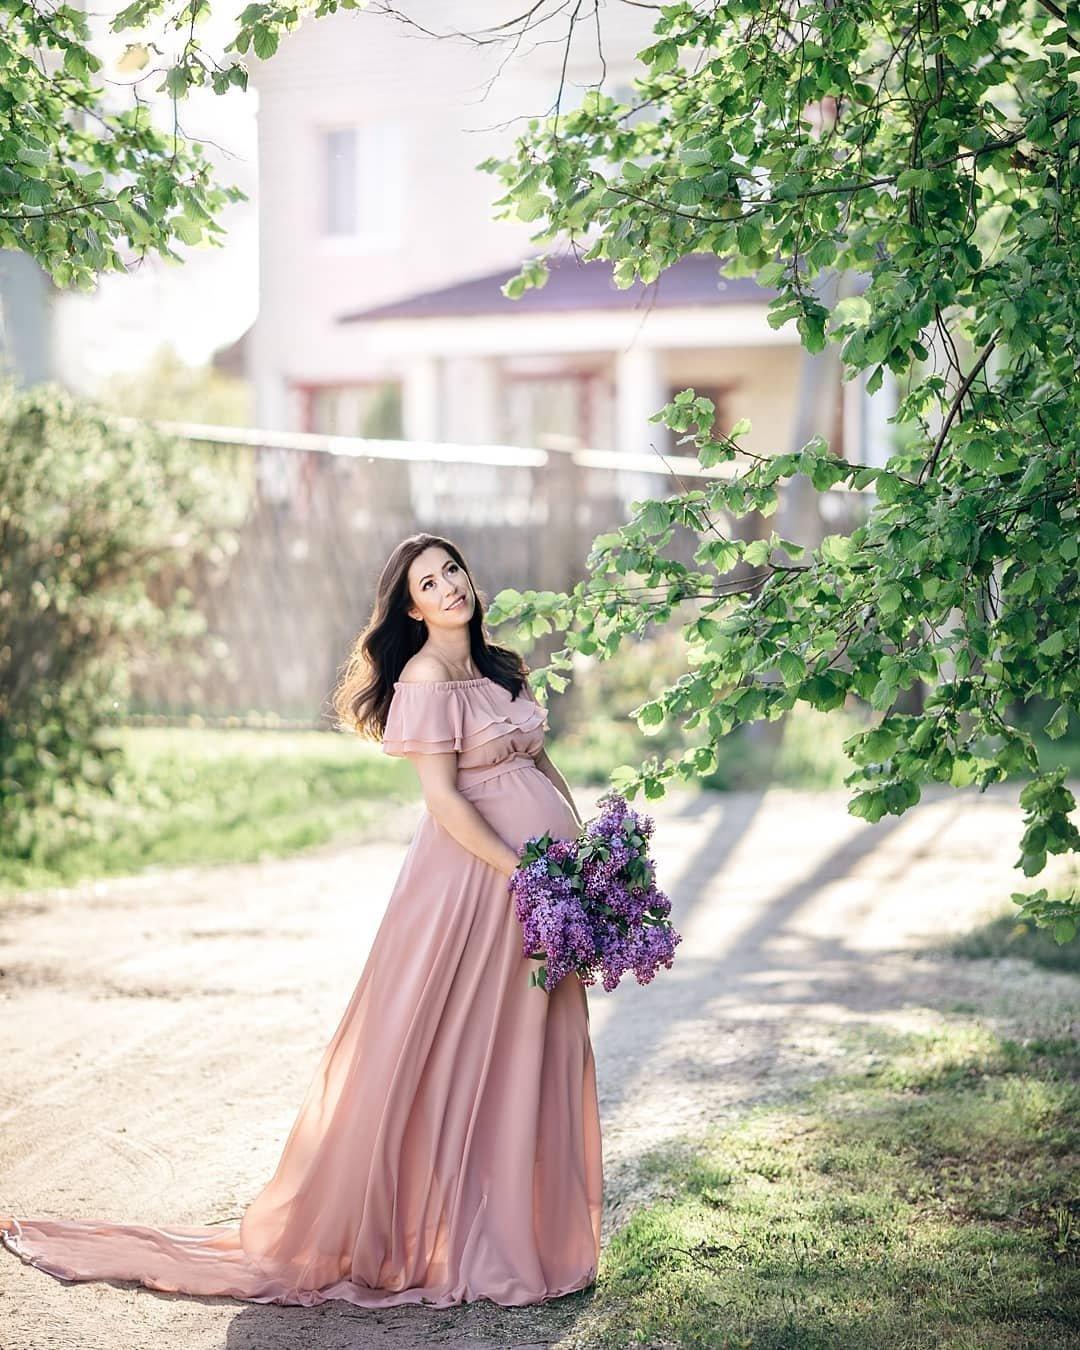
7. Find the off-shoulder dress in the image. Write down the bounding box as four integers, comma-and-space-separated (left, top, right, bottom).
0, 676, 604, 1308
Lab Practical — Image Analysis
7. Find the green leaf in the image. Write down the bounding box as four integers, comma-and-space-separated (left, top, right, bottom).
18, 179, 52, 207
849, 790, 887, 822
1038, 631, 1066, 658
695, 538, 739, 572
610, 765, 641, 793
173, 216, 203, 245
821, 534, 854, 565
647, 40, 678, 74
670, 178, 706, 207
860, 725, 899, 762
637, 499, 670, 536
637, 701, 665, 728
896, 167, 935, 190
514, 194, 550, 223
164, 65, 190, 98
1053, 919, 1077, 944
778, 650, 806, 686
63, 45, 88, 79
252, 25, 279, 59
803, 673, 847, 711
879, 583, 903, 615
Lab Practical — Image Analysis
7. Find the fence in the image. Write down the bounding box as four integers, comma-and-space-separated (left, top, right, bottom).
125, 422, 865, 728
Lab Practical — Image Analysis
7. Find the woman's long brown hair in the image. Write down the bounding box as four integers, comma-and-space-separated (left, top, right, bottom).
330, 533, 530, 741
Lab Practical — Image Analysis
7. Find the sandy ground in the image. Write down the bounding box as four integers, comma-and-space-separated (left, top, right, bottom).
1, 781, 1078, 1350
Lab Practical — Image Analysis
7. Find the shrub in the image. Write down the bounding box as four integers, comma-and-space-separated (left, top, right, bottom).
0, 378, 232, 851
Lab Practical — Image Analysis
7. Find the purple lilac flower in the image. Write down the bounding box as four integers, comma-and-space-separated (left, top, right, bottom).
508, 792, 681, 994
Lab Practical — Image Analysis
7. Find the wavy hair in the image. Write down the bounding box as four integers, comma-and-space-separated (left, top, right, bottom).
330, 533, 530, 741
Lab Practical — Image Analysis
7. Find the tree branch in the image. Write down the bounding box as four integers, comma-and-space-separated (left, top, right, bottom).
919, 331, 1001, 484
1033, 0, 1080, 53
601, 108, 1072, 228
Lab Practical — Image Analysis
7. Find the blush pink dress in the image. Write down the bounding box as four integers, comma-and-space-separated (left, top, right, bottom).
0, 676, 604, 1308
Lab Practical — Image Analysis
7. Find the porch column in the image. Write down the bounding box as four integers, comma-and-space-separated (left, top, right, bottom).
441, 355, 501, 445
614, 343, 668, 457
862, 367, 900, 467
402, 355, 442, 442
842, 357, 900, 469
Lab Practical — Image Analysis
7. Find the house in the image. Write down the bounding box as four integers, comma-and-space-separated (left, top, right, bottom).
247, 2, 896, 469
0, 251, 55, 388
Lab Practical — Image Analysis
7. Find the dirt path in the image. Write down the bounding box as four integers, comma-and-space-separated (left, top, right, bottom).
1, 782, 1077, 1349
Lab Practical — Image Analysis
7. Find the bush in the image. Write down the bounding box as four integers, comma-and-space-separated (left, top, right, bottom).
0, 379, 232, 850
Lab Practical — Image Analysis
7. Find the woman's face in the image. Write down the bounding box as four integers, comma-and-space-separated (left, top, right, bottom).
405, 546, 475, 631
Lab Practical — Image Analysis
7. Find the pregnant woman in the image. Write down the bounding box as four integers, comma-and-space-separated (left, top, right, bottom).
1, 532, 603, 1308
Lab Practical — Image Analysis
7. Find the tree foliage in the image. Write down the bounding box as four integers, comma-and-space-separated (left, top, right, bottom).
0, 380, 228, 845
0, 0, 358, 286
478, 0, 1079, 938
1, 0, 1076, 933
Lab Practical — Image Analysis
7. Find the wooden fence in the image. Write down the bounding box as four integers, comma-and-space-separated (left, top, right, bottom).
126, 423, 864, 727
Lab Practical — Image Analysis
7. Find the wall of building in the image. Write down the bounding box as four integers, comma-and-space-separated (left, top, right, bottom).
665, 345, 806, 460
0, 251, 54, 388
248, 1, 658, 428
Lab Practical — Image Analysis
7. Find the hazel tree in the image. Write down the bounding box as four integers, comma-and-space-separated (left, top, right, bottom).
1, 1, 1076, 934
0, 0, 368, 285
478, 0, 1080, 940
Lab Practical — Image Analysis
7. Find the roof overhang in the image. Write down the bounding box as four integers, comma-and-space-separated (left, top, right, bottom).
340, 303, 799, 358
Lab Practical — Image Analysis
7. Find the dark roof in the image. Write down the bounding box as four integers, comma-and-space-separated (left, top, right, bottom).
210, 324, 250, 377
339, 253, 774, 323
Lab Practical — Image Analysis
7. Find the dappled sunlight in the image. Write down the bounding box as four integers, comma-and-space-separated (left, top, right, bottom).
585, 782, 1066, 1229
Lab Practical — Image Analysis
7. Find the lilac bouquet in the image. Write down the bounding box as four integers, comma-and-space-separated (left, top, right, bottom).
509, 791, 681, 993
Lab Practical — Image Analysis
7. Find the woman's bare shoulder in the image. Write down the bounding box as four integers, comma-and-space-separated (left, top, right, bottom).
396, 652, 456, 685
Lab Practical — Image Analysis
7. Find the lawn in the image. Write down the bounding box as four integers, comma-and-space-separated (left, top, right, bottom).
4, 716, 1077, 918
0, 726, 416, 896
562, 1020, 1080, 1348
944, 910, 1080, 977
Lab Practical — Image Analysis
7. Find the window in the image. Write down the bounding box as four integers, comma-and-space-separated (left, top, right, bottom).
321, 123, 403, 245
501, 372, 596, 449
305, 382, 404, 438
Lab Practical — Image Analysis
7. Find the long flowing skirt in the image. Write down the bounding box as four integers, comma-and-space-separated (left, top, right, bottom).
0, 760, 603, 1308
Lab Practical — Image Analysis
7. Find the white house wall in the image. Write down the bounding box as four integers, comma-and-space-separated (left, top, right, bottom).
665, 345, 805, 460
350, 310, 802, 455
246, 5, 887, 468
248, 2, 659, 429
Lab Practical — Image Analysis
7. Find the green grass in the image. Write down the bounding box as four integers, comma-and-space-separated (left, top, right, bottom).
945, 908, 1080, 976
0, 726, 416, 895
562, 1023, 1080, 1349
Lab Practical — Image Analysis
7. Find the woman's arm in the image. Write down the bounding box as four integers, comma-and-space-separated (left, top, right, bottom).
532, 747, 584, 830
407, 751, 522, 878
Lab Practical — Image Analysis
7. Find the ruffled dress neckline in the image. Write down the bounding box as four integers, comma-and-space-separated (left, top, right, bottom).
381, 676, 547, 762
392, 676, 490, 690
